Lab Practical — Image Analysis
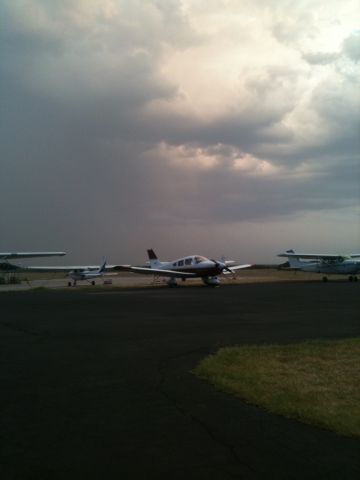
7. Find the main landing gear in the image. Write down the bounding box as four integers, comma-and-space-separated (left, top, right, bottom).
67, 280, 96, 286
167, 278, 178, 288
322, 275, 358, 282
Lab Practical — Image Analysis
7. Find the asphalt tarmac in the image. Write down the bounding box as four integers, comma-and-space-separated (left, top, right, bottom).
1, 282, 360, 479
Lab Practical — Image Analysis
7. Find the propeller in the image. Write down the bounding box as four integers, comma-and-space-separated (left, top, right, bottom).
211, 259, 234, 274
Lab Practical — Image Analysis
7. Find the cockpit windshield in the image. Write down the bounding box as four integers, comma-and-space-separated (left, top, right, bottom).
194, 256, 208, 264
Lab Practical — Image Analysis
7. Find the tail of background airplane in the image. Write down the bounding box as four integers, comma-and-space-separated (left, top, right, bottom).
147, 249, 162, 269
98, 258, 107, 273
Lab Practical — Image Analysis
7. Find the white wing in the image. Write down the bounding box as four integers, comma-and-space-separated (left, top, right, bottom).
1, 264, 117, 272
0, 252, 66, 260
229, 263, 252, 270
116, 265, 196, 278
222, 264, 252, 274
278, 252, 348, 260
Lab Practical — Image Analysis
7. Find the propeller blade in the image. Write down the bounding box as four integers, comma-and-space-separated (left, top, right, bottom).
224, 266, 234, 273
212, 258, 234, 274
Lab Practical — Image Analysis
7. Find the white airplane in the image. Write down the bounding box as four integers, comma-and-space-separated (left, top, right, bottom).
118, 249, 251, 287
67, 258, 107, 286
0, 252, 66, 260
1, 257, 113, 287
278, 249, 360, 282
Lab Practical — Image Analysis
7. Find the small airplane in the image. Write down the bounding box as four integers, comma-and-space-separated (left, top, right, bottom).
0, 252, 66, 260
1, 257, 113, 287
278, 249, 360, 282
118, 249, 251, 287
67, 258, 107, 286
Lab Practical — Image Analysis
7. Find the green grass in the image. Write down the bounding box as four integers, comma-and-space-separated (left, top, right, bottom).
193, 338, 360, 438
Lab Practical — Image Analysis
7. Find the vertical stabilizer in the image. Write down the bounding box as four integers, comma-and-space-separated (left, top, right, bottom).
98, 258, 107, 273
147, 249, 162, 268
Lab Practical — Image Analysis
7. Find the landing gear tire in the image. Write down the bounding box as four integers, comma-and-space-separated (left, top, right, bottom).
91, 280, 95, 286
355, 276, 358, 282
322, 276, 328, 282
68, 281, 71, 287
349, 276, 354, 282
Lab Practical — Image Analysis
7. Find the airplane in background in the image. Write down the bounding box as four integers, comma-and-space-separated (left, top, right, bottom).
1, 257, 114, 286
0, 252, 66, 260
118, 249, 251, 287
67, 258, 107, 286
278, 249, 360, 282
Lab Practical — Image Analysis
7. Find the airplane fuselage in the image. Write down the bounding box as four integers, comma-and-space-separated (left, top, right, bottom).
70, 271, 103, 281
154, 256, 225, 278
69, 260, 107, 285
300, 260, 360, 275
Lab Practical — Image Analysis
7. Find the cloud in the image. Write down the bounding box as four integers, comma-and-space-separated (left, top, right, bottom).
302, 51, 340, 65
343, 31, 360, 62
0, 0, 359, 261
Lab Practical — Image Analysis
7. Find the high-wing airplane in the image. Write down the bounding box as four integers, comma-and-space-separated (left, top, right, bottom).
0, 252, 66, 260
1, 257, 114, 286
67, 258, 107, 286
118, 249, 251, 286
278, 249, 360, 281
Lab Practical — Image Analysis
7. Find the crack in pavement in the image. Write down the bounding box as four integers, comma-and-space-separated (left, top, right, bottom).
156, 349, 255, 478
0, 320, 41, 337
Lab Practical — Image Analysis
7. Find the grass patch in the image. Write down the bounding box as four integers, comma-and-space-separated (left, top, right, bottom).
193, 338, 360, 438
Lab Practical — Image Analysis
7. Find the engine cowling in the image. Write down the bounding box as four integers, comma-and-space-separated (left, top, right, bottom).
202, 276, 220, 286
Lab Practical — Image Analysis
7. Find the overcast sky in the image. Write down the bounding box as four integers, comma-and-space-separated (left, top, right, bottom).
1, 0, 359, 264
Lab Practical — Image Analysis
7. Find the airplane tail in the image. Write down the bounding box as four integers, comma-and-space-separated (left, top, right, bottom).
98, 258, 107, 273
147, 249, 162, 268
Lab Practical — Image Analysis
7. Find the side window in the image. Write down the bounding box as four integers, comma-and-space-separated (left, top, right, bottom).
185, 258, 192, 265
173, 262, 177, 267
178, 260, 184, 266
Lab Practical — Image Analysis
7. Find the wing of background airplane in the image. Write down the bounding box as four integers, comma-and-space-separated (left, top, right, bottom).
278, 252, 347, 260
0, 264, 117, 273
115, 265, 196, 278
0, 252, 66, 260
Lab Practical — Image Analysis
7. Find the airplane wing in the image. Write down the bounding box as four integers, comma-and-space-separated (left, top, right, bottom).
278, 252, 346, 260
0, 252, 66, 260
0, 264, 118, 273
115, 265, 196, 278
229, 263, 252, 270
222, 264, 252, 274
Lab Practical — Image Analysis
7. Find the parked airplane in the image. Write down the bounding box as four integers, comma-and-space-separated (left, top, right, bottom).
278, 249, 360, 281
118, 249, 251, 286
0, 252, 66, 260
68, 258, 107, 286
2, 258, 113, 286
